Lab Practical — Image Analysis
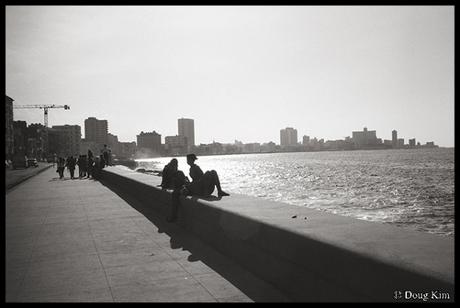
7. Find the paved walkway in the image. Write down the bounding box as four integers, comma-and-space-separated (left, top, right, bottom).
6, 167, 288, 302
5, 162, 53, 191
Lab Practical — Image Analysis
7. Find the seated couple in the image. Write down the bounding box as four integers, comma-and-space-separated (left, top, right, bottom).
161, 154, 230, 197
160, 154, 230, 222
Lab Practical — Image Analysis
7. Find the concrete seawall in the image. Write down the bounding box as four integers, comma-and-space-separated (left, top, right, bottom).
95, 166, 454, 302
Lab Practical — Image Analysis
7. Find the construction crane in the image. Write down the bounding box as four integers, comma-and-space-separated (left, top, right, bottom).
13, 104, 70, 127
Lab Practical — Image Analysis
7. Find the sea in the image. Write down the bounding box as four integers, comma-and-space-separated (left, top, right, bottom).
135, 148, 454, 237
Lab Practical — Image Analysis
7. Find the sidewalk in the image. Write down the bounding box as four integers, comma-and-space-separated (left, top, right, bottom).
5, 162, 53, 191
5, 167, 288, 302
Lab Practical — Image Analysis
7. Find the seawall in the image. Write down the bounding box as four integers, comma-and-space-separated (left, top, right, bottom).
94, 166, 454, 302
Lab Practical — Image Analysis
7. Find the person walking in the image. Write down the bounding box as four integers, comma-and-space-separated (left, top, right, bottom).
81, 155, 88, 178
77, 155, 84, 178
87, 150, 94, 178
57, 157, 65, 179
66, 155, 77, 179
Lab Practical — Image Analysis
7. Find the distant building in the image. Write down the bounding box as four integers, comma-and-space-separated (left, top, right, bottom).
280, 127, 298, 146
302, 135, 310, 145
49, 125, 81, 157
178, 118, 195, 150
165, 135, 188, 155
397, 138, 404, 148
243, 143, 261, 153
261, 141, 276, 153
119, 141, 137, 158
13, 121, 27, 155
26, 123, 47, 159
209, 142, 223, 155
137, 131, 161, 155
84, 117, 108, 146
409, 138, 416, 147
107, 133, 121, 156
5, 95, 14, 159
47, 129, 61, 157
392, 130, 398, 148
352, 127, 378, 148
80, 139, 99, 156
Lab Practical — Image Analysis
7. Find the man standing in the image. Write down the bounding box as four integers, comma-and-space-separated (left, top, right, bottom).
102, 145, 110, 168
66, 155, 77, 179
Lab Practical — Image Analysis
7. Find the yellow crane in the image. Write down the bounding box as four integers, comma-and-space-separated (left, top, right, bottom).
13, 104, 70, 127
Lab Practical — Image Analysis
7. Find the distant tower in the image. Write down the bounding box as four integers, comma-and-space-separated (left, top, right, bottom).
84, 117, 108, 146
178, 118, 195, 151
280, 127, 298, 146
392, 130, 398, 148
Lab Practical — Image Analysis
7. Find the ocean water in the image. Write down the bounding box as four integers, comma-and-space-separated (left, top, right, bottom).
136, 148, 455, 237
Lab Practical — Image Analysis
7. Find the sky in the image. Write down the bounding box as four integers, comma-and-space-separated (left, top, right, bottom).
6, 6, 454, 147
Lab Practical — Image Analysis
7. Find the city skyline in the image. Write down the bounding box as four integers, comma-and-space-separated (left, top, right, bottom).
6, 6, 454, 147
8, 109, 443, 151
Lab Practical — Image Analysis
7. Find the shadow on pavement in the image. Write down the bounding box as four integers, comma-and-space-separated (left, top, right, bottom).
97, 178, 288, 302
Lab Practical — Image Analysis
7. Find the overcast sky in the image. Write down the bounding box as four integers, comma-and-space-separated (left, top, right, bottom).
6, 6, 454, 147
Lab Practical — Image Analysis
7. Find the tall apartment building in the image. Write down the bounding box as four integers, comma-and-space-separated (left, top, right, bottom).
137, 131, 161, 154
392, 130, 398, 148
107, 133, 121, 156
49, 125, 81, 157
13, 121, 28, 155
178, 118, 195, 150
5, 95, 14, 159
280, 127, 298, 146
84, 117, 108, 146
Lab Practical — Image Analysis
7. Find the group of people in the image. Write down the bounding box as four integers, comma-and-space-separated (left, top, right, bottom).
160, 153, 230, 222
54, 144, 114, 180
55, 150, 97, 179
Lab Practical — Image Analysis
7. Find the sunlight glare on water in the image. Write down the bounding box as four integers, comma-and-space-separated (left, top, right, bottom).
136, 148, 454, 237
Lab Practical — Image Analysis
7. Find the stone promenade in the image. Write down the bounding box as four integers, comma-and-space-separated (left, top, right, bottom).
5, 167, 288, 302
5, 162, 53, 191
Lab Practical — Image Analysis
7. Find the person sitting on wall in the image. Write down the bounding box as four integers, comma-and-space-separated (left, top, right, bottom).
166, 154, 229, 222
160, 158, 181, 189
183, 153, 230, 198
